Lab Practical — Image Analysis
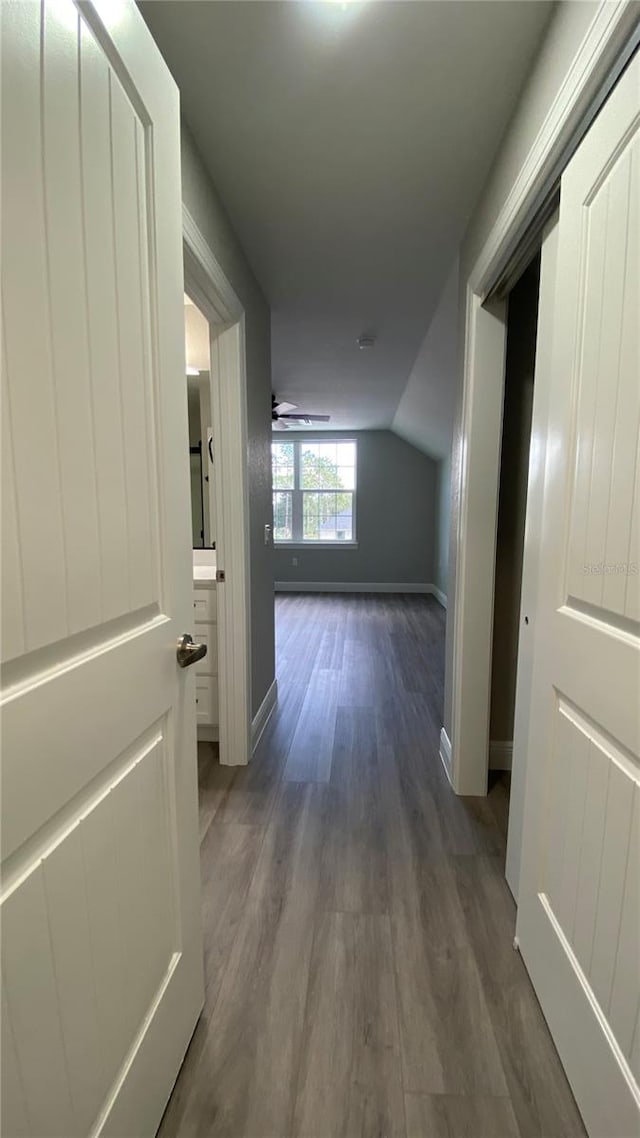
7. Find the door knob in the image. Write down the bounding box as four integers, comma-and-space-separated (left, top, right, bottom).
177, 633, 207, 668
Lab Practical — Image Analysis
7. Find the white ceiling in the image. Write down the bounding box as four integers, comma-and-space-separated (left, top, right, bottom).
141, 0, 552, 430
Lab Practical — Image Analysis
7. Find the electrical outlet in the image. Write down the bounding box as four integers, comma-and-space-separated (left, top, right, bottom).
292, 556, 298, 567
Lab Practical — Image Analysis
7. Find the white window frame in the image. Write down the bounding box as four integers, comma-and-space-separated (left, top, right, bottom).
272, 436, 358, 547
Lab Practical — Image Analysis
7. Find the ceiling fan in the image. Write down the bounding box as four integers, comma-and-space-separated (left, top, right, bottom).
272, 396, 330, 430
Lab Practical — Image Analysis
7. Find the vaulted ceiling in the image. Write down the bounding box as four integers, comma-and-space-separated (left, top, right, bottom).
140, 0, 552, 431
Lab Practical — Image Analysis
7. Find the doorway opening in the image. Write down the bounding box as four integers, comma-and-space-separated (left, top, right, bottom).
487, 254, 541, 832
183, 293, 221, 820
183, 206, 252, 771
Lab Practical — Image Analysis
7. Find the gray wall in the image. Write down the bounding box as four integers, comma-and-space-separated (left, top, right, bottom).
181, 124, 275, 717
392, 257, 458, 607
434, 454, 451, 600
443, 0, 599, 741
273, 430, 438, 586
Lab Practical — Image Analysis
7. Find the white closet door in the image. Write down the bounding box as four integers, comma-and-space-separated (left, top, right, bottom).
1, 2, 203, 1135
517, 52, 640, 1138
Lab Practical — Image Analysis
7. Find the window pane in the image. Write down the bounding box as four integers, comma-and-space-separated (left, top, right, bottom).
273, 490, 293, 541
301, 441, 356, 490
303, 491, 352, 541
337, 465, 355, 490
302, 491, 319, 540
301, 446, 337, 489
272, 441, 294, 489
335, 441, 356, 467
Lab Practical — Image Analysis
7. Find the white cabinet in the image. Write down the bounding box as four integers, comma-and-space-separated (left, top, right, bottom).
193, 580, 218, 740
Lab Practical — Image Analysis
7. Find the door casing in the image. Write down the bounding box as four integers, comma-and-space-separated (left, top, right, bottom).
504, 213, 559, 900
446, 3, 639, 797
183, 206, 252, 766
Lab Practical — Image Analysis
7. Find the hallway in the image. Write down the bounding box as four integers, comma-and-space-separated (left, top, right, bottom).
159, 594, 584, 1138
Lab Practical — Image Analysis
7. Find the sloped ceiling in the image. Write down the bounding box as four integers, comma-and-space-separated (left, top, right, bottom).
392, 257, 459, 461
140, 0, 552, 432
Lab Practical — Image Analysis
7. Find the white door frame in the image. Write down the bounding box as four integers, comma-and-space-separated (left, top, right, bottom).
504, 212, 559, 900
182, 205, 252, 766
447, 2, 639, 796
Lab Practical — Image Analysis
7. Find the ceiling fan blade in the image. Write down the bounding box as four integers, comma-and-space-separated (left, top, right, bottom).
279, 413, 331, 422
273, 400, 297, 414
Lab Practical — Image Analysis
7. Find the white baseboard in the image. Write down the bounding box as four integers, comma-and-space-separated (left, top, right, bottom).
274, 581, 439, 595
432, 586, 447, 609
251, 678, 278, 753
439, 727, 453, 786
489, 740, 513, 771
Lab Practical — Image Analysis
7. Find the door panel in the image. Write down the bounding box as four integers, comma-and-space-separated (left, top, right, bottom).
81, 24, 132, 623
517, 52, 640, 1137
2, 2, 160, 651
565, 132, 639, 619
1, 0, 68, 653
1, 2, 203, 1135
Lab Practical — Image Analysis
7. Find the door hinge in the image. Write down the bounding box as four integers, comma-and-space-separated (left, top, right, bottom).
216, 569, 225, 583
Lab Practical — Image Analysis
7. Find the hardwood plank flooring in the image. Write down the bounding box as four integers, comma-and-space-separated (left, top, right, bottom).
451, 854, 587, 1138
158, 593, 585, 1138
404, 1093, 521, 1138
320, 706, 390, 915
283, 669, 341, 782
293, 911, 405, 1137
197, 743, 234, 841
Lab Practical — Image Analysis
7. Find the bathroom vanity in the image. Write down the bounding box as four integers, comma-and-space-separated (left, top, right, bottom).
193, 553, 218, 740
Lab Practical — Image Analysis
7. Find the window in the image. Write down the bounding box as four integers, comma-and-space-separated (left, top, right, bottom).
272, 439, 357, 544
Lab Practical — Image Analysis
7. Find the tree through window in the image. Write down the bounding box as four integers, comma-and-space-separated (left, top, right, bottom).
272, 439, 357, 543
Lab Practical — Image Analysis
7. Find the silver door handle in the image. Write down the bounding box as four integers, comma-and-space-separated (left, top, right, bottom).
177, 633, 207, 668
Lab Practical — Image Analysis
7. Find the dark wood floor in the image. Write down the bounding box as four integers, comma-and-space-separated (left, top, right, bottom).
159, 593, 585, 1138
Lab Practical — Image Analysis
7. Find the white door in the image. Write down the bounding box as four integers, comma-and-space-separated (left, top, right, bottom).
1, 2, 203, 1135
517, 53, 640, 1138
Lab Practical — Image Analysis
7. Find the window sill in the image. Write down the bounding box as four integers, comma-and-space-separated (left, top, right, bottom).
274, 541, 359, 550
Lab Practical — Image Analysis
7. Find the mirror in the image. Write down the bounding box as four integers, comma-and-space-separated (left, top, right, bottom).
184, 295, 215, 549
188, 374, 213, 548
